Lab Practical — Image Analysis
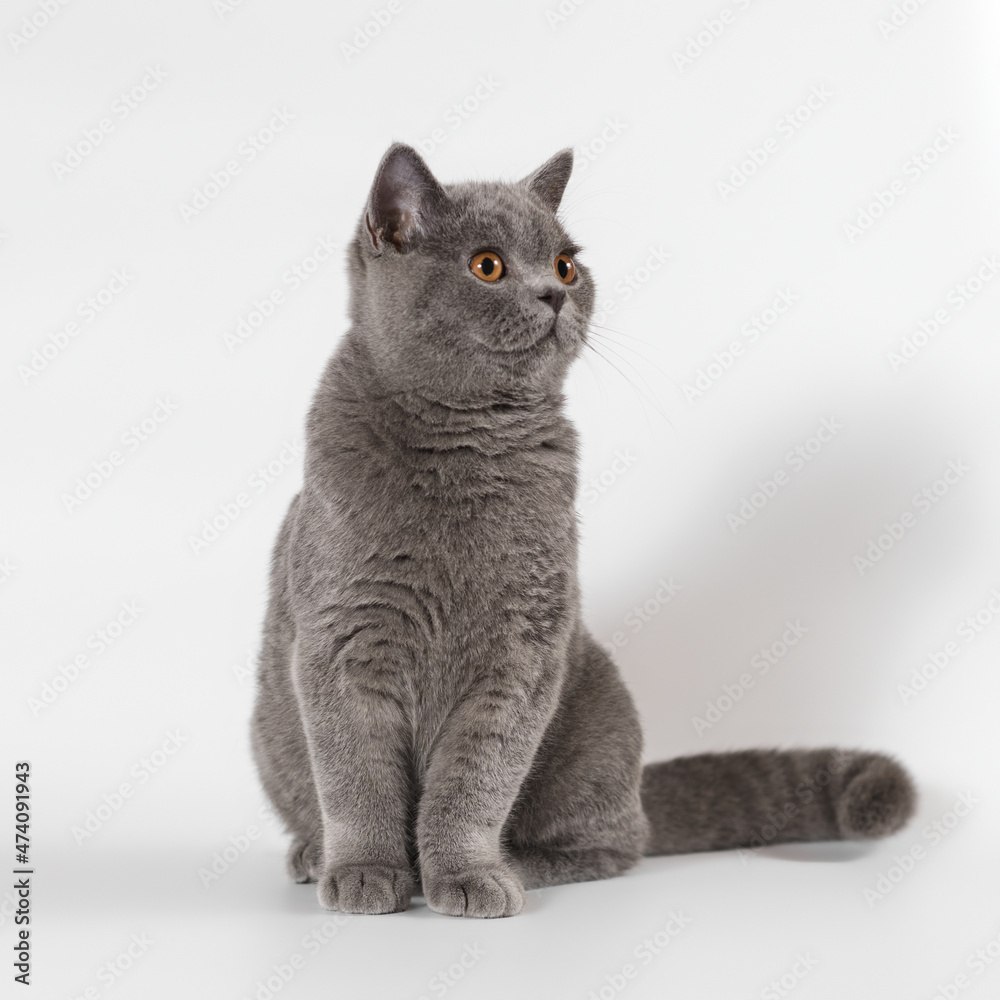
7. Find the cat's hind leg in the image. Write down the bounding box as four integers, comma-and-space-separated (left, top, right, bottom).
503, 635, 649, 891
510, 845, 639, 890
286, 836, 323, 884
251, 498, 326, 880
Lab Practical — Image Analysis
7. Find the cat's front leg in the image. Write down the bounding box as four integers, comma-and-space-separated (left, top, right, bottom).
416, 669, 560, 918
292, 631, 416, 915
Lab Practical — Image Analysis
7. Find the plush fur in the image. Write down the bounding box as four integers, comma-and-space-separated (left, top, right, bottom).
251, 143, 916, 918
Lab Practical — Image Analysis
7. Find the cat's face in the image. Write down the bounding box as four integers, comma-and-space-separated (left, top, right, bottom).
348, 144, 594, 401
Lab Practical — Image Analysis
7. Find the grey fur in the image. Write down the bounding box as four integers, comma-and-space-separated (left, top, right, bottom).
251, 143, 916, 918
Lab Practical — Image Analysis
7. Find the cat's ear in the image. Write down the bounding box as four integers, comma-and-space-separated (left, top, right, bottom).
520, 149, 574, 212
365, 143, 446, 254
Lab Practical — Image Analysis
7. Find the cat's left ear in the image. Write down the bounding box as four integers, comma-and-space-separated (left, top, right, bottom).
365, 143, 446, 254
520, 149, 574, 212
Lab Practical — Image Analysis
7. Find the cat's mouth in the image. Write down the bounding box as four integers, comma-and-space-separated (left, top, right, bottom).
523, 323, 559, 353
480, 321, 560, 356
539, 320, 559, 344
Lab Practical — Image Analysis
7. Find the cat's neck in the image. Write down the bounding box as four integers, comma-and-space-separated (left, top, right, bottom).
374, 390, 566, 456
317, 331, 573, 458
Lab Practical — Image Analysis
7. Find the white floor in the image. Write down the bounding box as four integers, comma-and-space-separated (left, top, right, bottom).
32, 793, 1000, 1000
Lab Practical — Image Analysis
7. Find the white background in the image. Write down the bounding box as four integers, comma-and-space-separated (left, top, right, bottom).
3, 0, 1000, 997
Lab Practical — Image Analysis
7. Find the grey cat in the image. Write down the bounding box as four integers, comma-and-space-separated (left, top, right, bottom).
251, 143, 916, 918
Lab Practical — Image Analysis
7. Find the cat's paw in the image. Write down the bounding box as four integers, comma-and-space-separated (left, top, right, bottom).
837, 754, 917, 839
317, 864, 414, 915
286, 837, 322, 884
423, 864, 526, 918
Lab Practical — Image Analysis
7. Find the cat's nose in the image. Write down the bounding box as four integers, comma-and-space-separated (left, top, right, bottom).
538, 288, 566, 314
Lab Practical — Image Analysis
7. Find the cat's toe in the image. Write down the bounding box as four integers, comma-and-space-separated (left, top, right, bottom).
286, 837, 322, 884
317, 864, 413, 914
837, 754, 917, 839
423, 864, 525, 918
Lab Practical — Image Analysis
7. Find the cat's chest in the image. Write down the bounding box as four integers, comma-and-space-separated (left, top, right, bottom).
351, 442, 574, 543
310, 445, 578, 624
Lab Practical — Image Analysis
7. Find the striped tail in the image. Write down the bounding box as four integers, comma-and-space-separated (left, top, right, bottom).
640, 748, 916, 856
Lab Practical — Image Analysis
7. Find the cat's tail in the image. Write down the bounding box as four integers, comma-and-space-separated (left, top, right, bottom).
640, 748, 916, 856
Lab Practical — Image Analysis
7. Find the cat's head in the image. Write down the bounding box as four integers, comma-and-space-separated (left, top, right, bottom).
346, 143, 593, 402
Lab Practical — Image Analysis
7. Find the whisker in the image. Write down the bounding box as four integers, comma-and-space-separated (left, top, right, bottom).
588, 320, 660, 347
583, 340, 661, 435
587, 328, 682, 395
586, 337, 672, 430
578, 346, 609, 413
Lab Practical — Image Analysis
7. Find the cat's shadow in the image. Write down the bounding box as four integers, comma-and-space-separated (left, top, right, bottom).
57, 835, 889, 922
744, 841, 871, 863
636, 839, 874, 871
588, 393, 981, 760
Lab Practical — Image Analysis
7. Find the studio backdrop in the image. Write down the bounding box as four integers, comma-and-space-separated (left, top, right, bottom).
3, 0, 999, 997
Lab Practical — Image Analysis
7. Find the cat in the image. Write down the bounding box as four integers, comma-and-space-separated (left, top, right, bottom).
250, 143, 916, 918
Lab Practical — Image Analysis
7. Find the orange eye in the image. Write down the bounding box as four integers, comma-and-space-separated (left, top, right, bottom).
554, 254, 575, 284
469, 251, 504, 282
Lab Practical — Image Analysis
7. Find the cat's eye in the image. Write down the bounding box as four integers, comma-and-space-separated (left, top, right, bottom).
554, 254, 576, 284
469, 251, 504, 282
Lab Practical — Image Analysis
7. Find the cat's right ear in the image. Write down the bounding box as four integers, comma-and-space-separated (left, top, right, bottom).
364, 143, 446, 255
